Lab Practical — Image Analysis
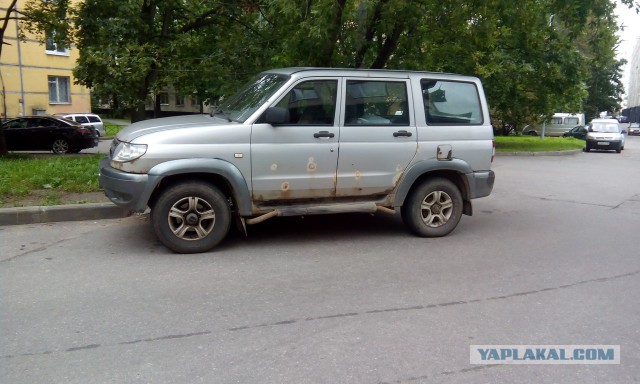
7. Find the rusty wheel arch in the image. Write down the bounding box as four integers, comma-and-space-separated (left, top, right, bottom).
147, 173, 237, 211
402, 170, 472, 215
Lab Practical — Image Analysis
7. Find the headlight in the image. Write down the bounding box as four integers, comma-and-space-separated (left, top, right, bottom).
111, 142, 147, 162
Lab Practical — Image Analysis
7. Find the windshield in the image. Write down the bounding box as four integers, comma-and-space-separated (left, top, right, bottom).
590, 123, 619, 133
215, 73, 289, 123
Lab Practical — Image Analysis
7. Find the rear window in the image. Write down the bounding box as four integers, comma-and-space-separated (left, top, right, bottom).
421, 80, 483, 125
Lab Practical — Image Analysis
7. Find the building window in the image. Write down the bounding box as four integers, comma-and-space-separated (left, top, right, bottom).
48, 76, 71, 104
191, 95, 200, 107
176, 95, 185, 106
45, 31, 69, 55
157, 92, 169, 105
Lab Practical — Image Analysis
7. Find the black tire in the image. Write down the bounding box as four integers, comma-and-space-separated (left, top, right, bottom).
52, 139, 70, 154
151, 182, 231, 253
528, 131, 538, 136
401, 178, 463, 238
584, 144, 590, 152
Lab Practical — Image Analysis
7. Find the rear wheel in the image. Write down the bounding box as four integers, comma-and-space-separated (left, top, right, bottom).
151, 182, 231, 253
52, 139, 70, 154
528, 131, 538, 136
401, 178, 463, 237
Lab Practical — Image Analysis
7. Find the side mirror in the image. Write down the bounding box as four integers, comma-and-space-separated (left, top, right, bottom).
262, 107, 290, 125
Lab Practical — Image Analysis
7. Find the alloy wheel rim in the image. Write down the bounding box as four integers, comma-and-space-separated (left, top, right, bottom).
168, 196, 216, 240
53, 140, 68, 153
420, 190, 453, 227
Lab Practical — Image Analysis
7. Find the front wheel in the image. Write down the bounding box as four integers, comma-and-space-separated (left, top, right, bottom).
151, 182, 231, 253
401, 178, 463, 237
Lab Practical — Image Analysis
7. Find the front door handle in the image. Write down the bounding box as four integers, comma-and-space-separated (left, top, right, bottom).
393, 130, 412, 137
314, 131, 335, 138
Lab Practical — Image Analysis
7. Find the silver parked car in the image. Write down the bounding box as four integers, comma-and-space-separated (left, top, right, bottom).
99, 68, 496, 253
55, 113, 105, 137
585, 119, 625, 153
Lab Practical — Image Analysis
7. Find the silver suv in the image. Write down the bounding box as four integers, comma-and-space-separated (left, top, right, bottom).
99, 68, 495, 253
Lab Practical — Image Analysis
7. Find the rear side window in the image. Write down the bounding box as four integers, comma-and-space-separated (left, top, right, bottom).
75, 116, 89, 124
564, 117, 579, 125
87, 116, 101, 123
421, 80, 483, 125
344, 80, 409, 126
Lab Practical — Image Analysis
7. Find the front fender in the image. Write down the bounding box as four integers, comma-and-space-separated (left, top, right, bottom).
145, 158, 252, 215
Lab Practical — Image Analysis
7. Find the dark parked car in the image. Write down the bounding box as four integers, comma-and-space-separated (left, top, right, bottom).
1, 115, 98, 154
562, 125, 588, 140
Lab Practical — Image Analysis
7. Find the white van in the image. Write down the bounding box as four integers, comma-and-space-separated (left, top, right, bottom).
55, 113, 105, 137
522, 113, 585, 137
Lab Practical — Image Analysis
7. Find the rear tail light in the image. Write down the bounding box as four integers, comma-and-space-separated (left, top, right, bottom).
77, 127, 94, 135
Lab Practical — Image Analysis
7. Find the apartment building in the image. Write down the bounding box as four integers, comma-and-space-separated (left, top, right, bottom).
0, 1, 91, 119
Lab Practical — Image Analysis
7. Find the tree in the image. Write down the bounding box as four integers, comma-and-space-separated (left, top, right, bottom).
23, 0, 638, 129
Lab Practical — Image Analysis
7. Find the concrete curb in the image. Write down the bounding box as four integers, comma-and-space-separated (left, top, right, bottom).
0, 202, 131, 226
496, 149, 583, 156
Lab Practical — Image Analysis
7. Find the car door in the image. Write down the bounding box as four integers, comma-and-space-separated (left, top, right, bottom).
2, 119, 28, 150
335, 78, 417, 197
251, 78, 340, 202
32, 117, 61, 149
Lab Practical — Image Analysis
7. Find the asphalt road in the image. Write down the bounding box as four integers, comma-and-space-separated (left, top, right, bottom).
2, 136, 640, 383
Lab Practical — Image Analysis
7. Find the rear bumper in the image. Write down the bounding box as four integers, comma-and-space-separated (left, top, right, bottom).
468, 170, 495, 199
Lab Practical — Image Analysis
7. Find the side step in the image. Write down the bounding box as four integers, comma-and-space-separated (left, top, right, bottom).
245, 202, 394, 225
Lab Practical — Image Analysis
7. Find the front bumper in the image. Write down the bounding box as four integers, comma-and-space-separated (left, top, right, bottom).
586, 139, 622, 150
99, 157, 151, 212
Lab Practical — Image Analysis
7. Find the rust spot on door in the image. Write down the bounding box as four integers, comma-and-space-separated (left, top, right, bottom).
307, 157, 317, 172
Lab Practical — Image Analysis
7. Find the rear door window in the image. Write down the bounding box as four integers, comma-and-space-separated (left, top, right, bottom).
344, 80, 409, 126
75, 116, 90, 124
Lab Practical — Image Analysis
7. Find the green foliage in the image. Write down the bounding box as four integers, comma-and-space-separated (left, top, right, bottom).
22, 0, 638, 129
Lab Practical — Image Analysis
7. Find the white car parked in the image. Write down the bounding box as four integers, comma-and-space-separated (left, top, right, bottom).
55, 113, 105, 137
585, 119, 625, 153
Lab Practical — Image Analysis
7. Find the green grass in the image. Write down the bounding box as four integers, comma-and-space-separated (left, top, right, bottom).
104, 123, 126, 137
494, 136, 585, 152
0, 154, 102, 204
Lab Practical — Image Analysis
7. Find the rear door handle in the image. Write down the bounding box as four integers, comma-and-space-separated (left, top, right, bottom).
393, 130, 412, 137
314, 131, 335, 138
